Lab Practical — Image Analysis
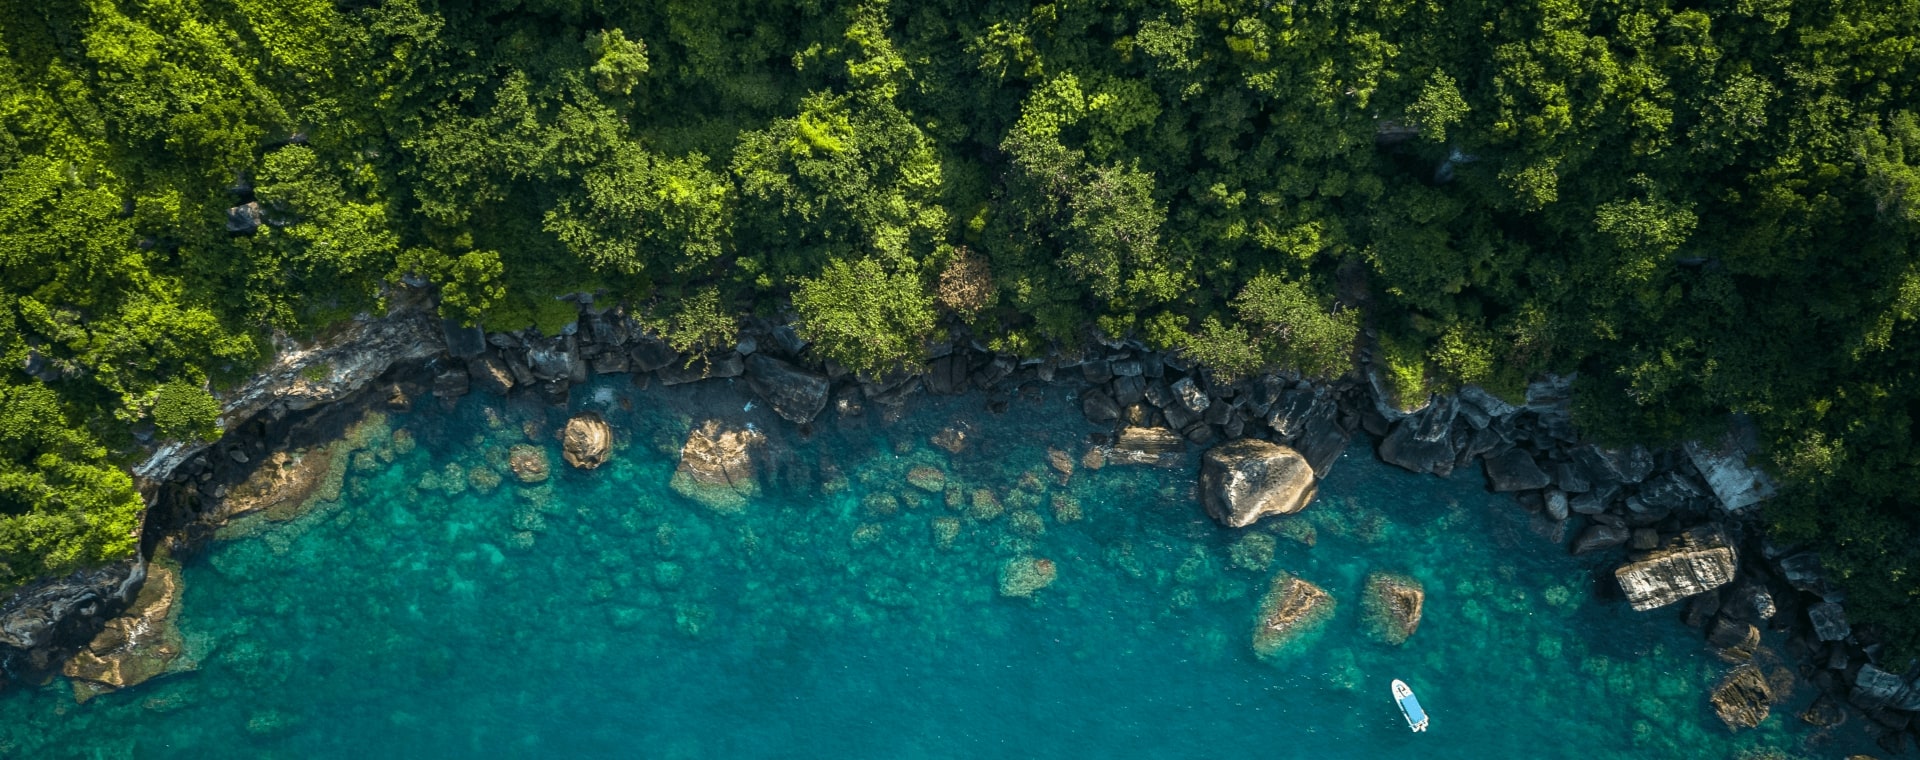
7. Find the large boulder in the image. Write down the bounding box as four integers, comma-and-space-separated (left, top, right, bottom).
1267, 387, 1351, 477
669, 420, 764, 513
1484, 449, 1551, 492
1362, 572, 1424, 645
1614, 524, 1738, 611
1572, 524, 1631, 554
1251, 572, 1335, 659
1199, 439, 1318, 528
1377, 396, 1458, 476
1107, 426, 1185, 467
1809, 602, 1852, 642
468, 354, 515, 396
561, 412, 613, 469
1685, 429, 1777, 513
1852, 664, 1911, 711
1710, 665, 1772, 730
61, 560, 189, 703
1572, 444, 1654, 486
744, 354, 829, 424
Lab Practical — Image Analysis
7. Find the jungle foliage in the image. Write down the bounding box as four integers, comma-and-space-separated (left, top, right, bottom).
0, 0, 1917, 648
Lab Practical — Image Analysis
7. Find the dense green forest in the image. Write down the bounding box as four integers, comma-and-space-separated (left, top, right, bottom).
0, 0, 1915, 645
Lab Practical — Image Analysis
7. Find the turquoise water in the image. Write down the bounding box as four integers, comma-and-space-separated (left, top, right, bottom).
0, 378, 1858, 758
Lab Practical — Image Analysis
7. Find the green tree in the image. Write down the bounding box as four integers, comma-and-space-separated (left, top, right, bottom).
792, 258, 933, 373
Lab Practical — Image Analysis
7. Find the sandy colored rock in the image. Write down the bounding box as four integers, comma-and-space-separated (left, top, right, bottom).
1047, 447, 1074, 478
561, 412, 613, 469
1252, 571, 1335, 659
1710, 665, 1772, 731
1107, 426, 1184, 466
508, 444, 550, 484
1362, 572, 1425, 645
63, 560, 191, 702
212, 449, 334, 524
1199, 439, 1318, 528
1614, 524, 1737, 611
669, 420, 764, 513
1081, 446, 1107, 471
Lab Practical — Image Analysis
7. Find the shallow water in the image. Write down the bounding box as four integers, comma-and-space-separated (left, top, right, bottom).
0, 378, 1866, 758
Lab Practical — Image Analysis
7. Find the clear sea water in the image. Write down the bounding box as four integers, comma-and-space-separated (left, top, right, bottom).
0, 377, 1868, 758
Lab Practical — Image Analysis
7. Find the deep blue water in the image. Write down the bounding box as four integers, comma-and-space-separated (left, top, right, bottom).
0, 378, 1863, 758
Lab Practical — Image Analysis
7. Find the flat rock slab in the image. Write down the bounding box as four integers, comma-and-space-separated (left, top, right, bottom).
1615, 524, 1738, 611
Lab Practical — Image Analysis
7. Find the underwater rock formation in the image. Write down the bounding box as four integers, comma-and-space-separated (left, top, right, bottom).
1361, 573, 1424, 645
1615, 525, 1737, 611
213, 449, 335, 525
1199, 439, 1317, 528
62, 560, 189, 703
669, 420, 763, 513
1251, 572, 1334, 659
905, 466, 946, 493
998, 557, 1056, 598
508, 444, 551, 484
1710, 664, 1772, 730
561, 412, 613, 469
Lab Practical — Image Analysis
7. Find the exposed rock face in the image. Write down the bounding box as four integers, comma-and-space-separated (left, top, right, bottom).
1852, 664, 1910, 710
1378, 396, 1457, 476
1251, 572, 1335, 659
62, 560, 189, 702
1107, 426, 1185, 467
212, 449, 335, 524
1170, 376, 1210, 413
1362, 573, 1424, 645
1711, 665, 1772, 730
669, 420, 763, 513
744, 354, 829, 424
560, 412, 612, 469
133, 308, 445, 485
1615, 525, 1738, 611
1809, 602, 1851, 641
1685, 432, 1777, 512
431, 366, 470, 401
468, 354, 515, 396
1198, 439, 1317, 528
0, 562, 138, 672
1266, 387, 1351, 477
508, 444, 550, 484
1484, 449, 1551, 492
998, 557, 1057, 598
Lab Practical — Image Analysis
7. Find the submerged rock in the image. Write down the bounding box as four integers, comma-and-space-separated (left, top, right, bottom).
999, 557, 1057, 598
214, 448, 335, 524
62, 560, 190, 703
1710, 665, 1772, 730
1198, 439, 1317, 528
1614, 525, 1738, 611
1362, 573, 1425, 645
560, 412, 613, 469
1251, 572, 1335, 659
905, 466, 946, 493
668, 420, 764, 513
508, 444, 551, 484
1107, 426, 1185, 467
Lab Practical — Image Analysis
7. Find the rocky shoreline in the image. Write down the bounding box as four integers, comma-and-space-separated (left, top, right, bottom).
0, 297, 1909, 752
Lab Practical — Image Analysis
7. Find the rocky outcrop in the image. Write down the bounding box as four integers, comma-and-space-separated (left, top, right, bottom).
62, 560, 189, 703
133, 308, 445, 485
1377, 396, 1457, 476
1198, 439, 1317, 528
1362, 572, 1424, 645
1107, 426, 1185, 467
1251, 572, 1335, 659
211, 449, 335, 524
561, 412, 612, 469
1809, 602, 1851, 642
1711, 665, 1772, 730
1684, 431, 1777, 513
1614, 525, 1738, 611
468, 354, 515, 396
0, 562, 139, 676
744, 355, 829, 424
669, 421, 763, 513
1484, 449, 1551, 492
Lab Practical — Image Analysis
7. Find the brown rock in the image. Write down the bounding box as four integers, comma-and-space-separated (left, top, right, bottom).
508, 444, 550, 484
1708, 616, 1760, 661
560, 412, 613, 469
1710, 665, 1772, 731
1251, 572, 1335, 659
931, 426, 968, 454
1080, 446, 1107, 471
1047, 447, 1074, 479
63, 560, 191, 702
1108, 426, 1185, 467
214, 449, 334, 525
998, 556, 1057, 598
669, 420, 764, 513
1362, 572, 1425, 645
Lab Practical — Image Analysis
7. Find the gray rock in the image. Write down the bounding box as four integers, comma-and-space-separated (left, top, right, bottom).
1484, 449, 1552, 492
1573, 444, 1654, 485
1573, 524, 1631, 554
1685, 434, 1778, 513
1809, 602, 1851, 642
432, 367, 470, 400
1198, 439, 1318, 528
1458, 384, 1522, 418
1545, 490, 1570, 520
1170, 376, 1210, 414
468, 354, 515, 396
744, 354, 829, 425
1111, 359, 1143, 377
1614, 524, 1738, 611
1553, 461, 1593, 493
658, 352, 745, 385
1726, 583, 1776, 623
527, 336, 577, 381
1777, 552, 1842, 602
1634, 472, 1703, 512
1378, 396, 1458, 476
926, 354, 971, 395
1081, 359, 1113, 384
1111, 374, 1147, 406
591, 351, 630, 374
1525, 373, 1577, 441
628, 336, 679, 373
1853, 664, 1909, 711
442, 318, 487, 359
1267, 388, 1350, 477
226, 202, 263, 234
771, 324, 807, 355
1082, 388, 1122, 424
